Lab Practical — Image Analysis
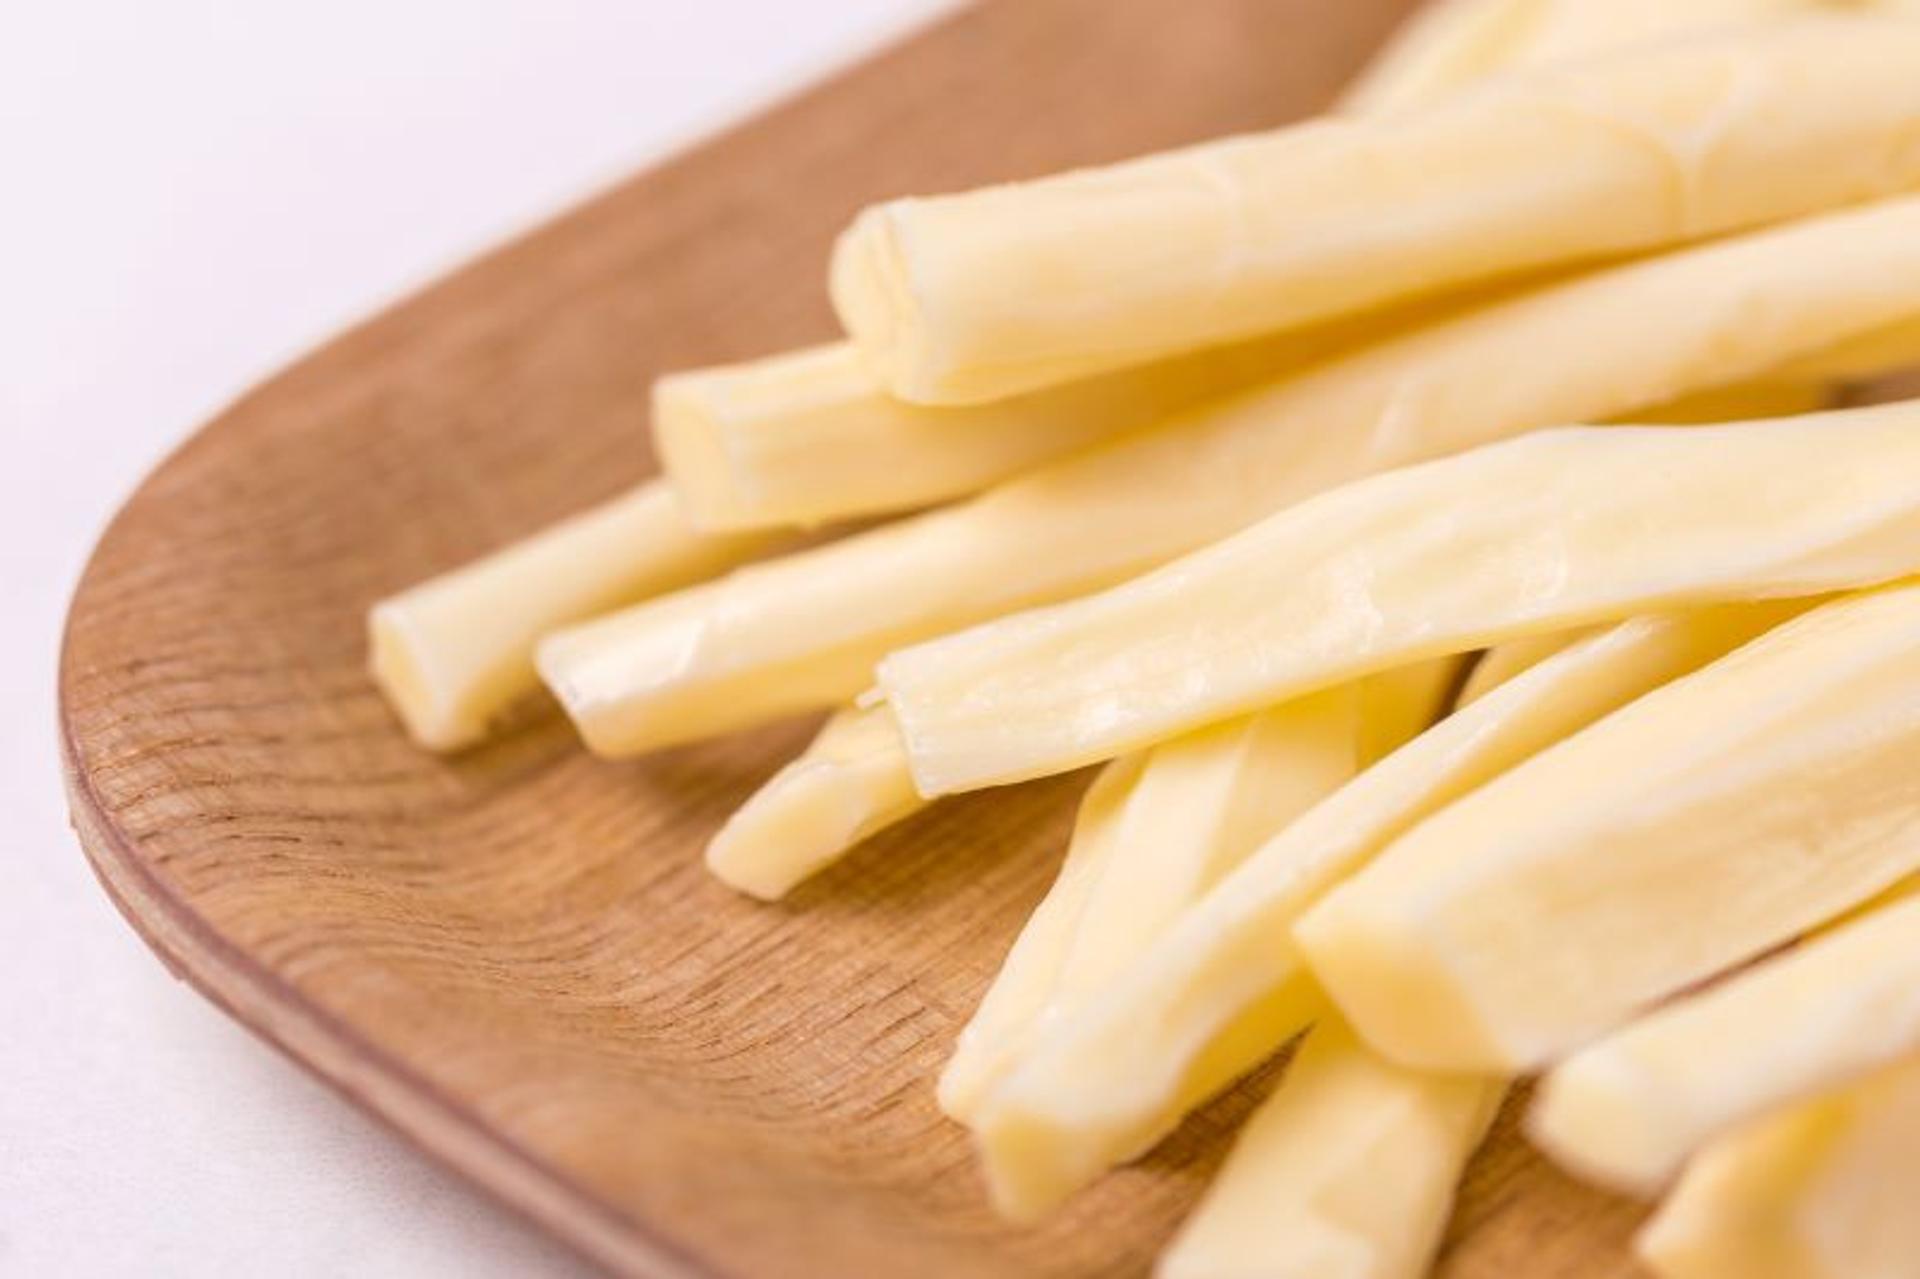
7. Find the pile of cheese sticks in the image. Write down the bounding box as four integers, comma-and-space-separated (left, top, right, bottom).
371, 4, 1920, 1275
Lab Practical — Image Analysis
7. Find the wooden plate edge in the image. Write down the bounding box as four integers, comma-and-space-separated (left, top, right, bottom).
57, 524, 722, 1279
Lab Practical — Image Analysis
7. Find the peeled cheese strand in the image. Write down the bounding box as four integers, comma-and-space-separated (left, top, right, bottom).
942, 662, 1453, 1124
1297, 580, 1920, 1073
968, 604, 1799, 1220
1637, 1055, 1920, 1279
1157, 1016, 1501, 1279
832, 17, 1920, 403
369, 481, 775, 751
881, 404, 1920, 795
1529, 881, 1920, 1195
543, 195, 1920, 759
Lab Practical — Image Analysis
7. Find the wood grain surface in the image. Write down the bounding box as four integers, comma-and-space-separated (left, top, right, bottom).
60, 1, 1661, 1274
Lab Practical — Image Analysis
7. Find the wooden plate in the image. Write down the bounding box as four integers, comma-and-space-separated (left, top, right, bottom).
59, 1, 1651, 1274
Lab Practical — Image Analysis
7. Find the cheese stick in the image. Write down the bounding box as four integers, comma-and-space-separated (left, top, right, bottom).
942, 690, 1365, 1124
942, 663, 1453, 1123
1779, 312, 1920, 383
1337, 0, 1547, 116
1157, 1016, 1501, 1279
704, 704, 921, 900
1529, 883, 1920, 1196
698, 365, 1817, 899
1637, 1055, 1920, 1279
542, 195, 1920, 758
369, 482, 776, 751
1341, 0, 1850, 118
653, 331, 1316, 531
831, 17, 1920, 403
1297, 581, 1920, 1074
655, 1, 1881, 539
1610, 377, 1831, 425
881, 405, 1920, 795
1458, 631, 1591, 707
971, 604, 1799, 1220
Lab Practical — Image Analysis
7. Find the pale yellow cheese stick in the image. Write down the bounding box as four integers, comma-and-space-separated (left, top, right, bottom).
881, 405, 1920, 795
941, 663, 1453, 1124
1457, 630, 1591, 707
1297, 581, 1920, 1074
703, 704, 920, 900
542, 195, 1920, 758
701, 664, 1460, 906
656, 0, 1866, 538
654, 339, 1838, 535
1637, 1055, 1920, 1279
1342, 0, 1865, 118
652, 331, 1318, 531
368, 482, 776, 751
832, 17, 1920, 403
1337, 0, 1547, 116
1529, 883, 1920, 1196
970, 604, 1800, 1220
699, 368, 1817, 899
1779, 311, 1920, 383
1157, 1015, 1501, 1279
941, 689, 1367, 1124
1610, 377, 1832, 424
1453, 376, 1822, 709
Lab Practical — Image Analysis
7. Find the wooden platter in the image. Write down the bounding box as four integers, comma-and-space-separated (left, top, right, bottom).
59, 1, 1655, 1273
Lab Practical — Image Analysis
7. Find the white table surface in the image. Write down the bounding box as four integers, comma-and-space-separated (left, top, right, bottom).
0, 3, 954, 1273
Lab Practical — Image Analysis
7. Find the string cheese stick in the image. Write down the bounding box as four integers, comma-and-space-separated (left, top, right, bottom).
655, 339, 1838, 535
1337, 0, 1547, 116
1637, 1055, 1920, 1279
971, 604, 1801, 1220
942, 690, 1366, 1125
704, 650, 1465, 905
700, 368, 1814, 899
541, 195, 1920, 759
1157, 1016, 1502, 1279
703, 704, 922, 900
1346, 0, 1884, 119
1529, 882, 1920, 1196
881, 405, 1920, 795
653, 330, 1320, 531
1779, 312, 1920, 383
1458, 631, 1593, 707
1296, 581, 1920, 1074
654, 0, 1876, 539
1610, 377, 1831, 425
831, 17, 1920, 404
942, 663, 1453, 1124
368, 482, 776, 751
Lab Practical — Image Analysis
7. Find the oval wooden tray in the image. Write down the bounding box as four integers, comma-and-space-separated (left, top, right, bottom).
59, 1, 1652, 1274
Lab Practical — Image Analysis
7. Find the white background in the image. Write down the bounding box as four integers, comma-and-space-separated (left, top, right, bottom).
0, 3, 953, 1274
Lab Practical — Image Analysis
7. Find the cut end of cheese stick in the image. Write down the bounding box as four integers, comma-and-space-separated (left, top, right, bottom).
1297, 581, 1920, 1074
1528, 882, 1920, 1196
966, 605, 1788, 1220
834, 17, 1920, 403
881, 403, 1920, 795
1637, 1055, 1920, 1279
1157, 1017, 1502, 1279
943, 663, 1453, 1126
704, 704, 922, 900
368, 482, 774, 751
548, 194, 1920, 759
